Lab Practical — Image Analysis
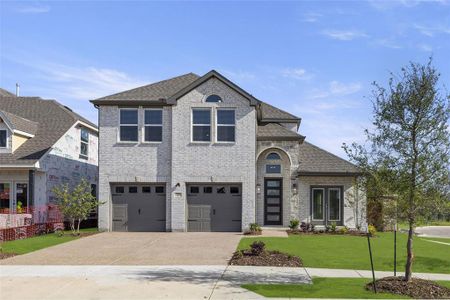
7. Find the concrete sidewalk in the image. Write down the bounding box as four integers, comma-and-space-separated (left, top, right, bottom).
415, 226, 450, 238
305, 267, 450, 281
0, 265, 311, 300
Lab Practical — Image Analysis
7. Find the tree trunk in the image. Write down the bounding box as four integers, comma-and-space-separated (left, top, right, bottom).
405, 220, 414, 281
77, 219, 81, 235
71, 219, 76, 235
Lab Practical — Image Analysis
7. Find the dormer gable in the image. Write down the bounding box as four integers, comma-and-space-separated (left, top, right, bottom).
0, 111, 38, 153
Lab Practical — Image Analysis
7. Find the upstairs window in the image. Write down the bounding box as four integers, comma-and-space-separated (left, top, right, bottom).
0, 130, 6, 148
216, 109, 235, 142
192, 109, 211, 142
80, 128, 89, 158
205, 94, 222, 103
144, 109, 163, 142
119, 109, 138, 142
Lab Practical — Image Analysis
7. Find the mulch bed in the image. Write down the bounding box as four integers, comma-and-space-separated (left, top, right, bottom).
366, 276, 450, 299
243, 230, 262, 236
229, 250, 302, 267
287, 229, 367, 236
0, 252, 16, 260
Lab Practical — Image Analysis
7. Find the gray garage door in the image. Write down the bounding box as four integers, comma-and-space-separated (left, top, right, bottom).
187, 184, 242, 232
111, 184, 166, 232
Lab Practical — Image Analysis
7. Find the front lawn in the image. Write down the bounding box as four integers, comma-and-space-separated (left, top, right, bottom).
242, 278, 450, 299
1, 228, 98, 255
238, 232, 450, 274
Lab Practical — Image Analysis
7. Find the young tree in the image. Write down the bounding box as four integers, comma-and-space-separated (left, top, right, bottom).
344, 59, 450, 281
53, 178, 102, 235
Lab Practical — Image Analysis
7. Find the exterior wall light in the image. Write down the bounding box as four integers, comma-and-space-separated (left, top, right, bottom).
256, 184, 261, 194
292, 183, 298, 195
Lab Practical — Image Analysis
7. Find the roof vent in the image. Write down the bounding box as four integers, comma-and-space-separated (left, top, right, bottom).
63, 105, 73, 112
15, 83, 20, 97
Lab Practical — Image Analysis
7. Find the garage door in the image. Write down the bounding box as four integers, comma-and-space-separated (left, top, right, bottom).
111, 184, 166, 232
187, 184, 242, 232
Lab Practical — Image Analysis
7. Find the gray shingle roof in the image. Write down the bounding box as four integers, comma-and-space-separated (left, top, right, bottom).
0, 88, 15, 97
92, 73, 200, 103
1, 111, 38, 135
259, 102, 300, 122
257, 123, 304, 141
298, 141, 360, 176
0, 97, 97, 166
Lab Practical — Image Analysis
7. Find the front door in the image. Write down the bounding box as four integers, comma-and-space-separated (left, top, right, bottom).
264, 178, 282, 225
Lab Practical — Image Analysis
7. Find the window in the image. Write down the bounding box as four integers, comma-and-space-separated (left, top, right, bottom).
312, 188, 324, 221
144, 109, 162, 142
0, 183, 11, 209
205, 94, 222, 103
217, 187, 226, 194
328, 188, 341, 221
266, 164, 281, 173
190, 186, 199, 194
129, 186, 138, 193
192, 109, 211, 142
230, 187, 240, 194
119, 109, 138, 142
155, 186, 165, 193
266, 152, 281, 160
0, 130, 7, 148
142, 186, 151, 193
216, 109, 235, 142
115, 186, 124, 194
80, 128, 89, 158
203, 187, 212, 193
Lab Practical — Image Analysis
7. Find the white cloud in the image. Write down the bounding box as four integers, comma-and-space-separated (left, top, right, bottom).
321, 30, 368, 41
281, 68, 313, 80
414, 24, 450, 37
311, 81, 363, 99
374, 38, 402, 49
221, 70, 256, 81
368, 0, 421, 10
417, 44, 433, 52
16, 5, 50, 14
302, 12, 323, 23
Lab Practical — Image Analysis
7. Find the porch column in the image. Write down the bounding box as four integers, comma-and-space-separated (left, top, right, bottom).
28, 170, 35, 207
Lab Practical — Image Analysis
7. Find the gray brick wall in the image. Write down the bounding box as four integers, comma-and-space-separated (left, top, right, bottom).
171, 77, 257, 231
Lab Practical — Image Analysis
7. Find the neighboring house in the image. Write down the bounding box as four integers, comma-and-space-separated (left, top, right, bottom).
0, 90, 98, 222
91, 71, 366, 232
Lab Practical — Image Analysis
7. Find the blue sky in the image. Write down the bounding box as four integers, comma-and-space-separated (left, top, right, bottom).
1, 1, 449, 158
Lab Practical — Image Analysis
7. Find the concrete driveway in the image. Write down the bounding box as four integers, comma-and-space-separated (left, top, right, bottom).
415, 226, 450, 238
0, 232, 242, 265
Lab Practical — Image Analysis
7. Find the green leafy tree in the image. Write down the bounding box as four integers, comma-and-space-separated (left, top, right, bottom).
53, 178, 102, 235
344, 59, 450, 281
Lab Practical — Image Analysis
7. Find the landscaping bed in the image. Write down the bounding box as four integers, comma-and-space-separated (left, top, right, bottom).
0, 252, 16, 259
366, 277, 450, 299
230, 241, 302, 267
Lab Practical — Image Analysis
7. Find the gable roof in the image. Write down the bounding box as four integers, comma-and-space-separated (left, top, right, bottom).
0, 88, 15, 97
257, 123, 304, 141
0, 111, 39, 136
91, 73, 200, 105
297, 141, 360, 176
0, 97, 97, 167
259, 102, 300, 122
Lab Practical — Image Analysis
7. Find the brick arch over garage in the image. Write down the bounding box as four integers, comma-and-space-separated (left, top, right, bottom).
256, 147, 292, 226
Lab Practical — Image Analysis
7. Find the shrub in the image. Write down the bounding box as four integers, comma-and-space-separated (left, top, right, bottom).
250, 241, 265, 256
289, 219, 300, 230
368, 224, 377, 237
300, 222, 314, 232
339, 226, 349, 234
325, 225, 331, 232
330, 222, 337, 233
249, 223, 262, 233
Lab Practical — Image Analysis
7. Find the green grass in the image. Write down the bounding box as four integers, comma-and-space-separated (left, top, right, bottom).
1, 228, 98, 255
398, 220, 450, 230
238, 232, 450, 274
243, 278, 450, 299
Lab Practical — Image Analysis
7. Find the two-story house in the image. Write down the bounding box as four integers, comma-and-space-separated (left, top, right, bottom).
92, 71, 365, 232
0, 90, 98, 222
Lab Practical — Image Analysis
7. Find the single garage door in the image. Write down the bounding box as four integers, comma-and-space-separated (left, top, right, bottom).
111, 184, 166, 232
187, 184, 242, 232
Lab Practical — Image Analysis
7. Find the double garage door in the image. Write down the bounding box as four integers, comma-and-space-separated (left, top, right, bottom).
187, 184, 242, 232
112, 184, 166, 232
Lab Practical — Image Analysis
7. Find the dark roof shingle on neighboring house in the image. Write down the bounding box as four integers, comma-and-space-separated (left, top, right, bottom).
0, 88, 15, 97
257, 123, 304, 141
1, 111, 39, 136
298, 141, 360, 176
0, 96, 97, 166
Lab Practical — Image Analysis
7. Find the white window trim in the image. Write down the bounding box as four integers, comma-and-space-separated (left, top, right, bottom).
215, 108, 236, 143
312, 188, 325, 221
143, 108, 163, 143
118, 108, 139, 143
328, 188, 341, 222
0, 129, 9, 149
191, 108, 212, 143
80, 128, 89, 158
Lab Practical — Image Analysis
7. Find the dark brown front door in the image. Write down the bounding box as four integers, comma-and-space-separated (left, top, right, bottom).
264, 178, 282, 225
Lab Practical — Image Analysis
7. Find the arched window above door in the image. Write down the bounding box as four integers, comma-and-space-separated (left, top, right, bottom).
266, 152, 281, 160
